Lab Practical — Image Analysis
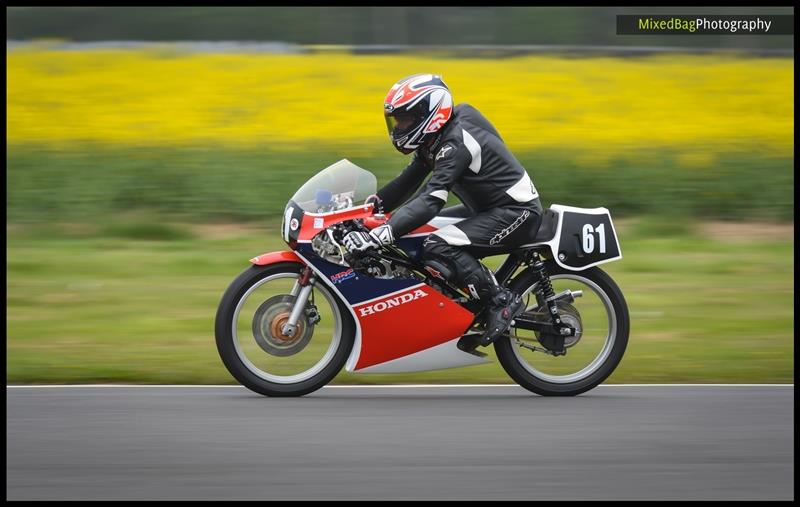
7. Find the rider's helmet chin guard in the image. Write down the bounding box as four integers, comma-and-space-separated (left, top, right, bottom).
384, 74, 453, 155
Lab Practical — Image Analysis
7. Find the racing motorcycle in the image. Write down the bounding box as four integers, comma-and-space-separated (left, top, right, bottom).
215, 159, 629, 397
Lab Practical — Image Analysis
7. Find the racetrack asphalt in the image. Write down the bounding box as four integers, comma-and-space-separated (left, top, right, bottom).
6, 385, 794, 501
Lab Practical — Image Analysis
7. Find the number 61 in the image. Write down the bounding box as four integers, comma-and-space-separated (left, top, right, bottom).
581, 223, 606, 254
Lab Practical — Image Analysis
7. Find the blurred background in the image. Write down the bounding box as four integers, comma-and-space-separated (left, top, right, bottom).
7, 6, 793, 384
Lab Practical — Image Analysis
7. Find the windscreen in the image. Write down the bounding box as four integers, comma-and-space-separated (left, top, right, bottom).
290, 159, 377, 213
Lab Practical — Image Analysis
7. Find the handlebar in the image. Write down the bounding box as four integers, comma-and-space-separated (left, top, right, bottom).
362, 213, 389, 230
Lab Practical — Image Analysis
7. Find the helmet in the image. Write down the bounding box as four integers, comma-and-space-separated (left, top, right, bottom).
383, 74, 453, 154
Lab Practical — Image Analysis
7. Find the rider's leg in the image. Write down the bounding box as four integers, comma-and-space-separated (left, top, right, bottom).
422, 205, 541, 345
424, 236, 522, 345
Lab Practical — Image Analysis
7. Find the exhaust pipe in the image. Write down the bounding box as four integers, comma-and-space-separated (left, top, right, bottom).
546, 289, 582, 304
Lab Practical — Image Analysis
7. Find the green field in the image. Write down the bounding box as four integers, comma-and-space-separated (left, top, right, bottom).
7, 146, 794, 223
6, 216, 793, 384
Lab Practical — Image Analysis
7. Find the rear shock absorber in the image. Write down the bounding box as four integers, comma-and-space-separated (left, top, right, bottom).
530, 252, 571, 335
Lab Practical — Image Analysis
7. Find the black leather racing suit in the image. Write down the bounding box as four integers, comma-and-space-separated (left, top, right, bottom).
377, 103, 544, 301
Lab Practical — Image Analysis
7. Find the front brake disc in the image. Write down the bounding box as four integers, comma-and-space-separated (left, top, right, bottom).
251, 294, 314, 357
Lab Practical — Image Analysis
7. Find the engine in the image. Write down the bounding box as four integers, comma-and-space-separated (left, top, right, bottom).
351, 255, 414, 280
310, 226, 347, 266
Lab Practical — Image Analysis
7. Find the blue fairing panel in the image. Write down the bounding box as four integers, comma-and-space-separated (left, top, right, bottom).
296, 244, 421, 306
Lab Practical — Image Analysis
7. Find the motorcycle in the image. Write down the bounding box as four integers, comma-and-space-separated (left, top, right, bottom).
215, 159, 629, 397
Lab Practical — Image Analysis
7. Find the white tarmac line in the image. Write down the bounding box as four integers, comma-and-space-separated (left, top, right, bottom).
6, 384, 794, 388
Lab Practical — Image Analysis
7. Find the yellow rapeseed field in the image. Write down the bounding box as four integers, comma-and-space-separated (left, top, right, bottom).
7, 48, 794, 161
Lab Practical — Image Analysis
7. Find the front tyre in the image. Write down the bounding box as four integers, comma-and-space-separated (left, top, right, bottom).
494, 263, 629, 396
215, 262, 355, 397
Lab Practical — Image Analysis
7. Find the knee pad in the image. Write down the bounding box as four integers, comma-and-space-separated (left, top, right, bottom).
423, 259, 453, 281
422, 235, 458, 281
423, 234, 492, 295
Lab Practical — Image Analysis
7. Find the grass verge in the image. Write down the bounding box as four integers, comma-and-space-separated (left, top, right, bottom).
6, 217, 794, 384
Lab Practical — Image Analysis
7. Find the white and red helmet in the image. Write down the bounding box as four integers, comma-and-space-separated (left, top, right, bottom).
384, 74, 453, 154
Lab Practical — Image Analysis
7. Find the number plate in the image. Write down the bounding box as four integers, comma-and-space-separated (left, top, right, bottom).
549, 205, 622, 270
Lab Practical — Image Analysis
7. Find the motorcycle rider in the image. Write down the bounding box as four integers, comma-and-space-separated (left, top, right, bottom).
343, 74, 543, 346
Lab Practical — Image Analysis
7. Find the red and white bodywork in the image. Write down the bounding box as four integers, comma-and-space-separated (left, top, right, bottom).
253, 202, 489, 374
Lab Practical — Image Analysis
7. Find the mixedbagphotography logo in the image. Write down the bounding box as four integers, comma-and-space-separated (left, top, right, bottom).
617, 14, 794, 35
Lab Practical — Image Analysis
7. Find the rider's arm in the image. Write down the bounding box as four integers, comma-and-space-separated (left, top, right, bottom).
375, 151, 431, 213
387, 141, 469, 238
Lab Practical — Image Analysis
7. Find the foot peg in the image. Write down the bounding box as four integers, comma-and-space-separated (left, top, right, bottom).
457, 333, 484, 355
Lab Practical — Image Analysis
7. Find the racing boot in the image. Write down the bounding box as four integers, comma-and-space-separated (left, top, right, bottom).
478, 288, 525, 346
460, 262, 525, 346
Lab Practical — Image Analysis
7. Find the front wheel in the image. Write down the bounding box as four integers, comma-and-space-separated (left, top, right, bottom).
494, 262, 629, 396
215, 262, 355, 397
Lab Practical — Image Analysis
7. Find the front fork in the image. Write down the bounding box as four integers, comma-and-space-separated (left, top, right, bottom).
281, 266, 315, 337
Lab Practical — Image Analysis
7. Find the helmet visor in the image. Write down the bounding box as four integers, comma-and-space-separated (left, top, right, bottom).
385, 112, 417, 139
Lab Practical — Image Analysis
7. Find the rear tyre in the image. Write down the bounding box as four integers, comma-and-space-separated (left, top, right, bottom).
494, 262, 629, 396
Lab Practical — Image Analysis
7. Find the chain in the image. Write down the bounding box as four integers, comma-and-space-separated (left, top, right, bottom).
513, 337, 558, 356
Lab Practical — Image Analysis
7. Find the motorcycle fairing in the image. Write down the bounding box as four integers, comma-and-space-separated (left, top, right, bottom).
293, 245, 484, 373
266, 199, 488, 374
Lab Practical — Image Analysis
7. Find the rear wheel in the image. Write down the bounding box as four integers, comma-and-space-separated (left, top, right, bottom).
215, 262, 355, 397
494, 262, 629, 396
